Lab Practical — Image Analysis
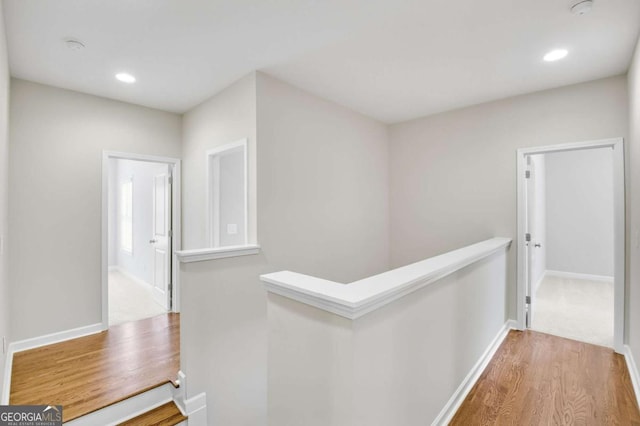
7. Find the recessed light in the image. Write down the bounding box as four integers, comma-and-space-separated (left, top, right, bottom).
543, 49, 568, 62
65, 39, 85, 51
115, 72, 136, 84
571, 0, 593, 15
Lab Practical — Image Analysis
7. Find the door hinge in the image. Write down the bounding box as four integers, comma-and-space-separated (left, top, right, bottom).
168, 176, 173, 185
525, 233, 531, 242
169, 229, 173, 238
526, 296, 531, 304
525, 170, 531, 179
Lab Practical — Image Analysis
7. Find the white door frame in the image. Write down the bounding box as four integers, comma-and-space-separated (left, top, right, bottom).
516, 137, 625, 353
101, 151, 182, 330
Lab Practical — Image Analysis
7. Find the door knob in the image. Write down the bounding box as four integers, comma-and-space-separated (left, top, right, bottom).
149, 239, 157, 244
534, 243, 542, 248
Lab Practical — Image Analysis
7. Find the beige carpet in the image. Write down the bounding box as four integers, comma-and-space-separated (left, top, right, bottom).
531, 275, 613, 348
109, 269, 167, 326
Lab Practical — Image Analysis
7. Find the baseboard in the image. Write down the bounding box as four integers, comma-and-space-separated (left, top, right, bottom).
545, 270, 613, 283
624, 345, 640, 410
1, 322, 103, 404
534, 270, 546, 294
172, 371, 207, 425
432, 319, 517, 426
181, 392, 207, 426
110, 266, 153, 288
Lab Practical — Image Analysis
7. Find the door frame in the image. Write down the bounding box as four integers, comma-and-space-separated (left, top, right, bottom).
516, 137, 625, 353
101, 151, 182, 330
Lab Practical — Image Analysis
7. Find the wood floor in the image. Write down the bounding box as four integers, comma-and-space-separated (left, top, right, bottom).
451, 330, 640, 425
10, 313, 179, 422
119, 401, 186, 426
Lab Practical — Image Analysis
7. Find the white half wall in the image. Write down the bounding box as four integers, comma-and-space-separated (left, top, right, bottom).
0, 1, 10, 402
389, 75, 628, 319
628, 35, 640, 369
545, 148, 614, 277
8, 79, 181, 341
179, 71, 390, 426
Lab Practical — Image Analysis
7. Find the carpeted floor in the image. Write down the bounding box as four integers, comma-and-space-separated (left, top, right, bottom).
532, 274, 613, 348
109, 269, 167, 326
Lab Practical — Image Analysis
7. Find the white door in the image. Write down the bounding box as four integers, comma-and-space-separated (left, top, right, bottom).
525, 156, 537, 328
151, 172, 171, 310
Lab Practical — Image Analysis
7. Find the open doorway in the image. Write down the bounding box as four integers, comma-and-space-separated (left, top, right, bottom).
102, 152, 181, 328
517, 138, 625, 352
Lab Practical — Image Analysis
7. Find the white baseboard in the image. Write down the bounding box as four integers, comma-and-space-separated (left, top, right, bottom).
624, 345, 640, 410
545, 270, 613, 283
183, 393, 207, 426
1, 322, 103, 404
534, 270, 546, 294
432, 319, 517, 426
110, 266, 153, 288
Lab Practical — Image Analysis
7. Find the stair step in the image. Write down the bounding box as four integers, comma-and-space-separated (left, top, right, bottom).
118, 402, 187, 426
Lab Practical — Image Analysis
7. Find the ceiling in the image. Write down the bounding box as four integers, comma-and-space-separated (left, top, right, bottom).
4, 0, 640, 123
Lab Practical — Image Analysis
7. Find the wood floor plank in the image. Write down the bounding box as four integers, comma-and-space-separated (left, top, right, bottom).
118, 401, 186, 426
10, 313, 179, 422
450, 330, 640, 425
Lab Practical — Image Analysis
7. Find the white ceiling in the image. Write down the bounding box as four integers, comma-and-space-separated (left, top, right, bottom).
4, 0, 640, 123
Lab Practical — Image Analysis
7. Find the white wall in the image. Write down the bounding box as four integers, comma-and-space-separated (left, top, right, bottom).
628, 35, 640, 365
180, 71, 390, 425
182, 73, 257, 250
0, 2, 10, 400
389, 76, 628, 319
8, 79, 181, 341
111, 159, 169, 284
545, 148, 614, 277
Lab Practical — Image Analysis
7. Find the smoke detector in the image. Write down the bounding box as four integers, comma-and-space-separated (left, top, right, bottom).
65, 39, 85, 51
571, 0, 593, 15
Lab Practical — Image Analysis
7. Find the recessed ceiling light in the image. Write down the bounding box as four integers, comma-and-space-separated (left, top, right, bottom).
571, 0, 593, 15
65, 39, 85, 51
115, 72, 136, 84
543, 49, 568, 62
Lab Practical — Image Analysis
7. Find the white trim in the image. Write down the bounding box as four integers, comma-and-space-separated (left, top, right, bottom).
64, 383, 175, 426
9, 323, 103, 354
544, 270, 613, 283
102, 151, 182, 332
516, 138, 625, 353
432, 320, 517, 426
205, 139, 249, 248
183, 393, 207, 426
624, 345, 640, 410
1, 346, 12, 404
261, 238, 511, 319
1, 323, 103, 404
176, 244, 261, 263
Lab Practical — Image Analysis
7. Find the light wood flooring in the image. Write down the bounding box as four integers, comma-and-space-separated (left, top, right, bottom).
451, 330, 640, 425
10, 313, 179, 422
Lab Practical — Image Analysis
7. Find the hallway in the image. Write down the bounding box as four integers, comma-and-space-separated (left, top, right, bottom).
451, 330, 640, 425
10, 314, 180, 422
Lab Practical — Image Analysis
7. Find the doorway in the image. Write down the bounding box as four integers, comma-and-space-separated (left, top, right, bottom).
102, 152, 181, 329
517, 138, 625, 352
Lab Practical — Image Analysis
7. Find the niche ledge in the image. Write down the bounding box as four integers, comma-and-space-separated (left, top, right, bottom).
176, 244, 261, 263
